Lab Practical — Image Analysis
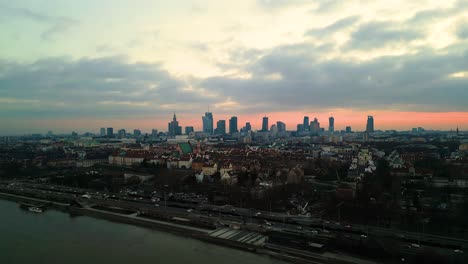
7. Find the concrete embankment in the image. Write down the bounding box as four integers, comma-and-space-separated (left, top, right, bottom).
0, 192, 69, 211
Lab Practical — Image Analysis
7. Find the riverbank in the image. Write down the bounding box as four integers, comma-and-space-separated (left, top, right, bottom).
0, 191, 376, 264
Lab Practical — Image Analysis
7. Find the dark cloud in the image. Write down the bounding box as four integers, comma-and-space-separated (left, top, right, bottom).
346, 21, 423, 50
201, 43, 468, 113
0, 4, 78, 41
0, 57, 214, 118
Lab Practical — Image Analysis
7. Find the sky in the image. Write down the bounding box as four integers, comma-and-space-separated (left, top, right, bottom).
0, 0, 467, 135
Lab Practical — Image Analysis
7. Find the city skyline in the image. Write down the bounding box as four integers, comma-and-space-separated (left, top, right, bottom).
1, 1, 468, 135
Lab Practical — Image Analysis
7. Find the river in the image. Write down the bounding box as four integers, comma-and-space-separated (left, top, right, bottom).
0, 200, 287, 264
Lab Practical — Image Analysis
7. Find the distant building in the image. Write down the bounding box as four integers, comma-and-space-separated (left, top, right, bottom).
151, 129, 158, 137
303, 116, 309, 131
215, 120, 226, 135
185, 126, 194, 135
133, 129, 141, 137
310, 118, 320, 134
168, 113, 182, 136
366, 116, 374, 133
202, 112, 214, 134
276, 121, 286, 132
329, 116, 334, 132
297, 124, 304, 132
262, 116, 269, 132
106, 127, 113, 137
345, 126, 352, 133
229, 116, 238, 134
100, 128, 106, 136
245, 122, 252, 131
118, 129, 126, 138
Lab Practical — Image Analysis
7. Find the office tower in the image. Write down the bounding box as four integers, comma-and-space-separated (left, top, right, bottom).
133, 129, 141, 136
185, 126, 194, 135
366, 116, 374, 133
151, 129, 158, 137
310, 118, 320, 134
276, 121, 286, 132
168, 113, 182, 136
229, 116, 238, 134
202, 112, 214, 134
100, 128, 106, 136
303, 116, 309, 131
262, 116, 269, 132
329, 116, 335, 132
107, 127, 114, 137
297, 124, 304, 132
270, 124, 278, 135
118, 129, 126, 138
346, 126, 352, 133
215, 120, 226, 135
245, 122, 252, 131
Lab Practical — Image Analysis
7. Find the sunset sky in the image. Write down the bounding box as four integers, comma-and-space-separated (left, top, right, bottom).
1, 0, 467, 134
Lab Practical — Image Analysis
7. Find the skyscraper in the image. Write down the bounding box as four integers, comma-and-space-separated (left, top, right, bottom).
303, 116, 309, 131
276, 121, 286, 132
133, 129, 141, 136
100, 127, 106, 136
366, 116, 374, 133
310, 118, 320, 134
152, 129, 158, 137
262, 116, 269, 132
215, 120, 226, 135
229, 116, 238, 134
345, 126, 352, 133
245, 122, 252, 131
202, 112, 214, 134
106, 127, 113, 137
185, 126, 194, 135
329, 116, 335, 132
118, 129, 126, 138
168, 113, 182, 136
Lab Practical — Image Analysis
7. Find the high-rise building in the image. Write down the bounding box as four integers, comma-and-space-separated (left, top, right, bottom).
106, 127, 114, 137
329, 116, 335, 132
202, 112, 214, 134
229, 116, 238, 134
185, 126, 194, 135
168, 113, 182, 136
310, 118, 320, 134
118, 129, 126, 138
276, 121, 286, 132
100, 128, 106, 136
245, 122, 252, 131
262, 116, 269, 132
345, 126, 352, 133
152, 129, 158, 137
303, 116, 309, 131
133, 129, 141, 137
215, 120, 226, 135
366, 116, 374, 133
297, 124, 304, 132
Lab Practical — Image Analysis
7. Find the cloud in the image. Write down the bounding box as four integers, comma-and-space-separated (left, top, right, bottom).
256, 0, 312, 9
305, 15, 360, 37
200, 43, 468, 113
345, 21, 423, 50
0, 4, 78, 41
0, 57, 216, 118
456, 20, 468, 39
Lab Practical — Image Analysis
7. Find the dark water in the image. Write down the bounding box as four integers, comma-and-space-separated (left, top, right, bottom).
0, 200, 286, 264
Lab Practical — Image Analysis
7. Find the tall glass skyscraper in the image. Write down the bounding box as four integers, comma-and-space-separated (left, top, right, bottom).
202, 112, 214, 134
229, 116, 238, 134
366, 116, 374, 133
262, 116, 269, 132
329, 116, 335, 132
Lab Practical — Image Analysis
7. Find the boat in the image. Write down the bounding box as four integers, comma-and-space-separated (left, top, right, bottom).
28, 207, 44, 213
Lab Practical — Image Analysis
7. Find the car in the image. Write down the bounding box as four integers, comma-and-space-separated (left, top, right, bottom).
360, 234, 367, 238
154, 204, 160, 207
264, 220, 272, 226
255, 212, 261, 216
454, 249, 464, 253
187, 209, 193, 213
411, 244, 420, 248
296, 226, 303, 230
